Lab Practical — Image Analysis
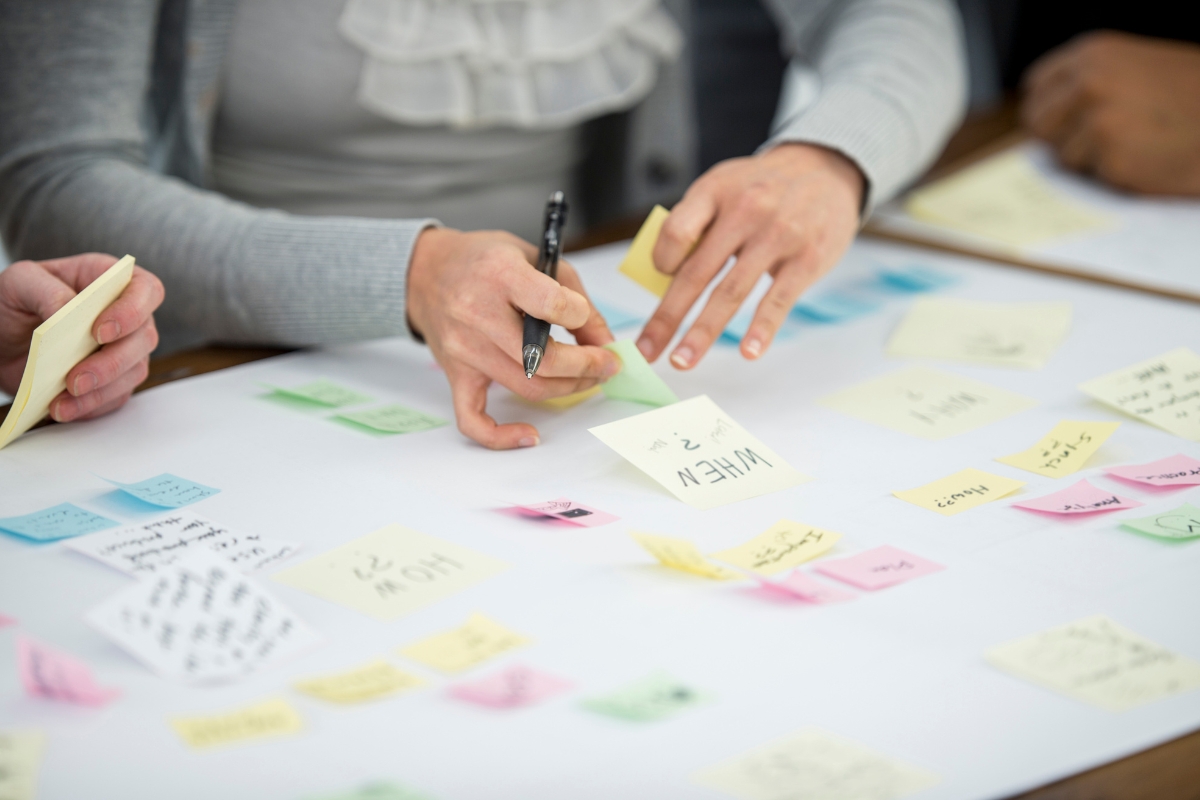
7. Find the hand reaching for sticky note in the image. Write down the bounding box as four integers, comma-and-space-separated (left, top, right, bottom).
0, 253, 163, 422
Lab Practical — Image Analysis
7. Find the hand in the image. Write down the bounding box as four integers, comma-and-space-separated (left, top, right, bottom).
0, 253, 164, 422
406, 228, 619, 450
635, 143, 863, 369
1022, 31, 1200, 195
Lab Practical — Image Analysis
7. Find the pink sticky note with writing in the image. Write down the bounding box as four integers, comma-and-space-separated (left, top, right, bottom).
757, 571, 857, 604
514, 498, 619, 528
0, 614, 16, 629
1106, 454, 1200, 487
1013, 479, 1143, 515
17, 635, 120, 707
815, 545, 945, 591
449, 664, 573, 709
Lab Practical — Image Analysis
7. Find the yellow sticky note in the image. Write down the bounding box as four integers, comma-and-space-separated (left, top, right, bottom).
293, 660, 424, 704
0, 255, 134, 451
1079, 347, 1200, 442
997, 420, 1120, 478
905, 149, 1112, 249
0, 731, 46, 800
711, 520, 840, 575
400, 614, 529, 674
618, 205, 673, 297
894, 468, 1025, 516
538, 385, 602, 410
171, 698, 304, 749
986, 615, 1200, 712
630, 531, 738, 580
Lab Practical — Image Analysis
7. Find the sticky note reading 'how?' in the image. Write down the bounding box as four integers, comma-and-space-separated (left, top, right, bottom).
583, 672, 710, 722
997, 421, 1120, 478
1079, 348, 1200, 442
267, 379, 374, 407
294, 660, 424, 704
893, 468, 1025, 516
17, 635, 120, 707
630, 531, 738, 581
618, 205, 674, 297
1012, 479, 1142, 516
450, 664, 573, 709
400, 614, 529, 674
106, 473, 219, 508
0, 503, 117, 542
0, 732, 46, 800
712, 520, 841, 575
1107, 454, 1200, 487
1120, 504, 1200, 540
335, 404, 448, 435
602, 340, 679, 407
815, 545, 945, 591
171, 698, 304, 749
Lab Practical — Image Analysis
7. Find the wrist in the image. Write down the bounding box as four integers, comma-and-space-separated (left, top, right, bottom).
407, 225, 454, 341
761, 142, 866, 212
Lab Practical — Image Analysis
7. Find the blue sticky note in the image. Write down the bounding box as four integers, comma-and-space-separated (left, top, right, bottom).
0, 502, 118, 542
791, 291, 879, 323
106, 473, 220, 508
593, 300, 644, 331
720, 310, 801, 345
875, 265, 957, 293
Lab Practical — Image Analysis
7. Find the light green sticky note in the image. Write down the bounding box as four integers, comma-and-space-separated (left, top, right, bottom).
305, 782, 435, 800
334, 405, 448, 435
582, 672, 710, 722
268, 379, 374, 408
601, 340, 679, 407
1120, 504, 1200, 540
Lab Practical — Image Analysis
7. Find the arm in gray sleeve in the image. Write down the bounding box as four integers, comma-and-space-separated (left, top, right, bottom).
761, 0, 968, 212
0, 0, 432, 347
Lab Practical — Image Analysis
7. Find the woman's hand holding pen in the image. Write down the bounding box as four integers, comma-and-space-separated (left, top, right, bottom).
406, 228, 619, 450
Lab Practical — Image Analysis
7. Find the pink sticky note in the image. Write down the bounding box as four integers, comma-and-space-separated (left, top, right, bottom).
1013, 479, 1143, 515
514, 498, 619, 528
815, 545, 945, 591
449, 664, 573, 709
17, 635, 121, 707
1106, 454, 1200, 487
0, 614, 16, 629
756, 571, 857, 604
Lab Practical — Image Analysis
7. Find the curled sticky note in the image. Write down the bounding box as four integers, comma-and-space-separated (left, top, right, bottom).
17, 635, 120, 707
618, 205, 674, 297
630, 531, 738, 581
712, 520, 841, 575
601, 340, 678, 407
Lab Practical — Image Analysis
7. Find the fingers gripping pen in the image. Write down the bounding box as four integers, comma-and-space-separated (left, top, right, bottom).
522, 191, 569, 379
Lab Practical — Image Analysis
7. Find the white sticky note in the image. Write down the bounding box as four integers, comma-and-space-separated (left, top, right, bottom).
1079, 347, 1200, 442
589, 395, 810, 510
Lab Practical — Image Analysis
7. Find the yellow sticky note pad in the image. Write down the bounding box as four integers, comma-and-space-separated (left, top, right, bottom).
293, 660, 424, 704
997, 420, 1120, 478
400, 614, 529, 674
712, 520, 840, 575
171, 698, 304, 749
894, 468, 1025, 516
631, 531, 738, 580
538, 385, 602, 410
618, 205, 674, 297
0, 255, 134, 451
1079, 348, 1200, 442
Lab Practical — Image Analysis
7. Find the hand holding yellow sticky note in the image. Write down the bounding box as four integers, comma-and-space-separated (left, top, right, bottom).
618, 205, 674, 297
894, 468, 1025, 516
997, 420, 1120, 478
400, 614, 529, 674
712, 520, 841, 575
631, 531, 738, 580
293, 660, 424, 704
171, 698, 303, 749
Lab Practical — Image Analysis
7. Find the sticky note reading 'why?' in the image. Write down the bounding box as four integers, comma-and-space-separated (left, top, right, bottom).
106, 473, 219, 508
894, 468, 1025, 516
583, 672, 710, 722
0, 732, 46, 800
1106, 454, 1200, 487
1120, 504, 1200, 540
631, 531, 738, 580
816, 545, 944, 591
997, 420, 1120, 478
450, 664, 573, 709
172, 698, 304, 749
712, 520, 841, 575
1080, 348, 1200, 442
0, 502, 117, 542
400, 614, 529, 674
590, 395, 810, 510
335, 405, 448, 435
267, 378, 373, 407
820, 367, 1036, 441
618, 205, 673, 297
1012, 479, 1142, 516
294, 660, 424, 704
273, 525, 508, 622
17, 635, 120, 707
602, 340, 679, 407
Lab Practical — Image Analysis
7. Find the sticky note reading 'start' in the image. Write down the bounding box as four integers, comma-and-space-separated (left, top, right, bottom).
997, 420, 1120, 478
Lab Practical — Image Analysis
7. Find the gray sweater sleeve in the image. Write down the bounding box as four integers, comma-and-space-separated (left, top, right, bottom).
0, 0, 431, 348
762, 0, 967, 212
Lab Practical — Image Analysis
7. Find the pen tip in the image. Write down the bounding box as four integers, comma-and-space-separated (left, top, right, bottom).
526, 371, 533, 379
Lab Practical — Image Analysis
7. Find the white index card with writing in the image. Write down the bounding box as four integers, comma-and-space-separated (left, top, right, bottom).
589, 395, 810, 510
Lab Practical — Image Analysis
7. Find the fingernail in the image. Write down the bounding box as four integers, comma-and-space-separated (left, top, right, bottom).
744, 338, 763, 359
51, 397, 76, 422
72, 372, 98, 395
96, 321, 120, 344
636, 336, 653, 358
670, 345, 694, 369
518, 436, 539, 448
603, 357, 622, 379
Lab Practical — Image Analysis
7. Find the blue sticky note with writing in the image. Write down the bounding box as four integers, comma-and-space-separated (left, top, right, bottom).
0, 502, 118, 542
875, 265, 957, 294
791, 291, 879, 323
105, 473, 220, 508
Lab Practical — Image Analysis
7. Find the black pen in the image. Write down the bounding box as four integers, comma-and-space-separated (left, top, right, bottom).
522, 191, 569, 379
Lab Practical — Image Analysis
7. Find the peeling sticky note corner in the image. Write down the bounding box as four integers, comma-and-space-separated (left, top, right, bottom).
602, 340, 679, 407
618, 205, 674, 297
631, 531, 738, 580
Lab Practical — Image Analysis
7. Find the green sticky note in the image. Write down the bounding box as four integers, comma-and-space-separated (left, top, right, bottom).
305, 782, 434, 800
335, 404, 448, 435
268, 379, 374, 408
1120, 504, 1200, 540
582, 672, 710, 722
601, 340, 679, 407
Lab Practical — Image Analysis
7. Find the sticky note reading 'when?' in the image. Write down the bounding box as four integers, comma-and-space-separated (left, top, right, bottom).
819, 367, 1036, 441
0, 503, 117, 542
816, 545, 945, 591
304, 783, 434, 800
693, 727, 940, 800
997, 421, 1120, 478
1012, 479, 1142, 516
583, 672, 710, 722
273, 525, 508, 622
335, 404, 448, 435
450, 664, 573, 709
294, 660, 424, 704
590, 395, 810, 510
514, 498, 619, 527
630, 531, 738, 581
538, 385, 601, 410
1120, 504, 1200, 540
68, 513, 300, 576
618, 205, 674, 297
893, 468, 1025, 516
0, 732, 46, 800
267, 379, 373, 407
172, 698, 304, 749
106, 473, 219, 508
1106, 454, 1200, 487
712, 520, 841, 575
400, 614, 529, 674
755, 571, 856, 604
602, 340, 679, 407
17, 635, 120, 707
86, 553, 320, 683
887, 298, 1072, 370
986, 615, 1200, 711
1080, 348, 1200, 442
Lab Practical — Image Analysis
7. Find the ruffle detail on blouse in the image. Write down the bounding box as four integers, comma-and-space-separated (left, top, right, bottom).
338, 0, 683, 129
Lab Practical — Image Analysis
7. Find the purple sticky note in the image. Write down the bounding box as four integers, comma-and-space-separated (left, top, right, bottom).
1106, 454, 1200, 487
513, 498, 619, 528
17, 635, 120, 707
449, 664, 573, 709
0, 614, 16, 629
756, 571, 857, 604
815, 545, 945, 591
1013, 479, 1143, 515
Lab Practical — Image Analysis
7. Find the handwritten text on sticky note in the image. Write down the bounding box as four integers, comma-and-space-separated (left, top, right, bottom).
816, 545, 944, 591
1106, 454, 1200, 487
17, 635, 120, 707
450, 664, 573, 709
400, 614, 529, 674
171, 698, 304, 749
106, 473, 220, 508
893, 468, 1025, 516
294, 660, 424, 704
1079, 347, 1200, 442
0, 502, 117, 542
1012, 479, 1142, 515
1120, 504, 1200, 540
997, 420, 1120, 478
712, 520, 840, 575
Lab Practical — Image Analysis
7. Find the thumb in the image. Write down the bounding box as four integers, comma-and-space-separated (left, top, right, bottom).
0, 260, 76, 322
